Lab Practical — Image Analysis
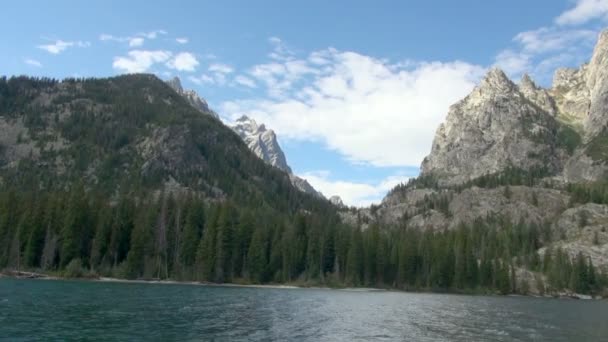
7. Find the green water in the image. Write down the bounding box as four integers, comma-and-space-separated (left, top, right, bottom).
1, 278, 607, 341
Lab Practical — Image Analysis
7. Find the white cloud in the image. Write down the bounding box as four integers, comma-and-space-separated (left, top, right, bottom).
514, 27, 596, 53
37, 40, 90, 54
267, 36, 296, 61
494, 49, 531, 76
556, 0, 608, 25
494, 3, 601, 82
234, 75, 256, 88
129, 37, 144, 47
176, 37, 189, 44
299, 171, 410, 207
221, 48, 484, 167
112, 50, 172, 73
209, 63, 234, 74
189, 74, 215, 85
24, 59, 42, 67
166, 52, 199, 72
99, 30, 166, 47
139, 30, 167, 39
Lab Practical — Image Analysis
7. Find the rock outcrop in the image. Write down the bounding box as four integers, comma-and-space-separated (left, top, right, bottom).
229, 115, 323, 198
166, 77, 219, 119
230, 115, 292, 173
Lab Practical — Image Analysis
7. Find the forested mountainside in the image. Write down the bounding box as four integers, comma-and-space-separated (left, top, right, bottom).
2, 28, 608, 296
0, 74, 343, 283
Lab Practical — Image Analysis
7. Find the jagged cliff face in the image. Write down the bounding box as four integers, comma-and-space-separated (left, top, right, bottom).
230, 115, 292, 173
229, 115, 323, 198
551, 66, 590, 130
584, 30, 608, 140
420, 69, 565, 185
422, 30, 608, 185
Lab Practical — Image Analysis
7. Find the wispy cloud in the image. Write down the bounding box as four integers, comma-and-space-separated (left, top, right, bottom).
166, 52, 199, 72
24, 58, 42, 67
299, 170, 410, 207
556, 0, 608, 25
234, 75, 256, 88
209, 63, 234, 74
176, 37, 189, 44
267, 36, 296, 61
494, 1, 603, 83
37, 39, 90, 54
189, 74, 215, 85
99, 30, 167, 47
113, 50, 172, 73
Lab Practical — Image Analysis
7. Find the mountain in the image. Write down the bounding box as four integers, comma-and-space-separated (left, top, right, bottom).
229, 115, 292, 173
165, 77, 323, 198
166, 76, 219, 119
420, 68, 570, 186
1, 34, 607, 296
422, 30, 608, 186
229, 115, 323, 198
0, 74, 331, 213
0, 73, 345, 283
340, 30, 608, 295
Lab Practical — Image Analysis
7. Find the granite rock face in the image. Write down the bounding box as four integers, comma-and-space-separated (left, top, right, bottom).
230, 115, 292, 173
229, 115, 323, 198
420, 68, 565, 185
422, 30, 608, 186
584, 30, 608, 140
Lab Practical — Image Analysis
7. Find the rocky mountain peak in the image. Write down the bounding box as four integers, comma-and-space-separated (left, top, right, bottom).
166, 76, 183, 93
229, 116, 324, 198
478, 67, 516, 93
519, 73, 558, 116
329, 195, 345, 207
421, 66, 562, 184
230, 116, 291, 173
165, 77, 219, 119
520, 73, 537, 91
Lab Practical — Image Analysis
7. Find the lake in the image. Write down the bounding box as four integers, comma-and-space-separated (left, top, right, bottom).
0, 278, 607, 341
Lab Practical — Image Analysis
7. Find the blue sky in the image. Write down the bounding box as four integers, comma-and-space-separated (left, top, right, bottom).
2, 0, 607, 206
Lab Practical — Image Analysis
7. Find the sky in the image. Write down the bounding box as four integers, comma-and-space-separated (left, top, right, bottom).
1, 0, 608, 206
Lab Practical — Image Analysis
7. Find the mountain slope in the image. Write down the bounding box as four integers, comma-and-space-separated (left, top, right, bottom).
0, 74, 327, 215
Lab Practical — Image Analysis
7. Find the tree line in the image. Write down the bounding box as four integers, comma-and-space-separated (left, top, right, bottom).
1, 187, 604, 295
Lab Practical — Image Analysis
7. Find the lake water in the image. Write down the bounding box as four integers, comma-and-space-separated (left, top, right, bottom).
1, 278, 607, 341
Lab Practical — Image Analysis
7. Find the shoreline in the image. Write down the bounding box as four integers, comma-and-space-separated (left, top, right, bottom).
0, 270, 601, 299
